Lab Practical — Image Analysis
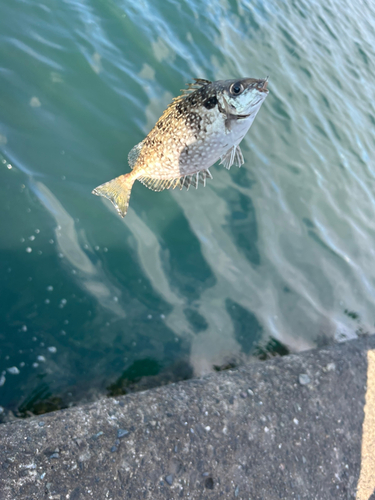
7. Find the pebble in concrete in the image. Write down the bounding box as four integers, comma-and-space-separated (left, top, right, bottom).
299, 373, 311, 385
165, 474, 173, 486
117, 429, 129, 438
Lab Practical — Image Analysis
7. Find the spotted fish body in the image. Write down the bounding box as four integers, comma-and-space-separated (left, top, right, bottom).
93, 77, 269, 217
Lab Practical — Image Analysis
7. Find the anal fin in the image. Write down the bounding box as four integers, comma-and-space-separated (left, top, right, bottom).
138, 169, 214, 193
138, 176, 181, 192
179, 169, 213, 190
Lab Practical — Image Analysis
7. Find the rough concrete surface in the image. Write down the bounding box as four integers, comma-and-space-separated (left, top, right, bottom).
1, 336, 374, 500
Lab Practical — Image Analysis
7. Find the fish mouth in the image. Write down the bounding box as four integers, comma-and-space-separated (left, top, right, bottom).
235, 79, 269, 119
258, 76, 269, 93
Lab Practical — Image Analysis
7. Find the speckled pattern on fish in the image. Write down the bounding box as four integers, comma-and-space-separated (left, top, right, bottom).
92, 77, 269, 217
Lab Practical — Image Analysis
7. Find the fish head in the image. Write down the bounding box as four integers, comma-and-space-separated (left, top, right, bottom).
218, 77, 269, 118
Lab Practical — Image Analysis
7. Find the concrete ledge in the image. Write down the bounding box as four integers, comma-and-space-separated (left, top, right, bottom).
1, 336, 375, 500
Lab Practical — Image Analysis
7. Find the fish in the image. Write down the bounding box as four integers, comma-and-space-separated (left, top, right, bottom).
92, 77, 269, 217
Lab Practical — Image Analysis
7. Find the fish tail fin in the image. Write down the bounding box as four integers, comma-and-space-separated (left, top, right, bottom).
92, 173, 135, 217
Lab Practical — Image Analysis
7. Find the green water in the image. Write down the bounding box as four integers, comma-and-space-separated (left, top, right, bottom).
1, 0, 375, 419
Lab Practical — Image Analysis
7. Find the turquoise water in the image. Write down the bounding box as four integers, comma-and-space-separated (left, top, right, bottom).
1, 0, 375, 418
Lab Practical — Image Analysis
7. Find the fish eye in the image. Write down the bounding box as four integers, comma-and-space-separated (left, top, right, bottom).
230, 82, 244, 95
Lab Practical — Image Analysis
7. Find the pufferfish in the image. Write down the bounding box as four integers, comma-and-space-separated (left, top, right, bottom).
92, 77, 269, 217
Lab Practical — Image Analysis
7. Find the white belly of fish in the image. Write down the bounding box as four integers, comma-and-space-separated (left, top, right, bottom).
178, 111, 256, 176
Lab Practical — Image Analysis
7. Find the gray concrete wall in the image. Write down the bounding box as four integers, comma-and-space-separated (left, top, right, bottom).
1, 335, 375, 500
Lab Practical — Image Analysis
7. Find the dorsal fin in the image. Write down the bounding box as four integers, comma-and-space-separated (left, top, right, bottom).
128, 140, 145, 169
154, 79, 212, 128
181, 78, 212, 95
